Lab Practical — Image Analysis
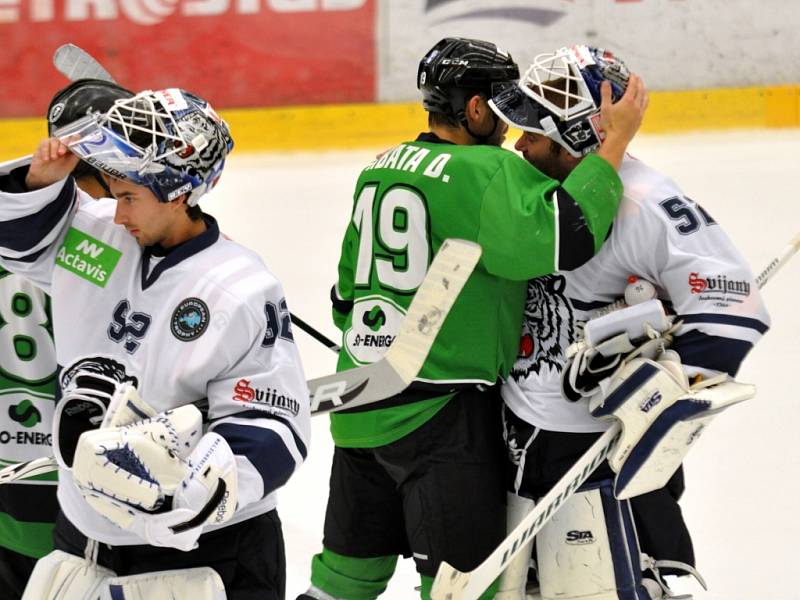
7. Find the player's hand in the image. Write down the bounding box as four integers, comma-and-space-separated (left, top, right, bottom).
595, 74, 648, 170
600, 74, 648, 145
25, 137, 80, 191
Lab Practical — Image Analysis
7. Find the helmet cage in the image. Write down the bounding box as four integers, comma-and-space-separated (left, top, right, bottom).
56, 89, 232, 205
492, 45, 629, 157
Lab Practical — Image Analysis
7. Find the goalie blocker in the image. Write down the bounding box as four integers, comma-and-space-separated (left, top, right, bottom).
590, 351, 755, 499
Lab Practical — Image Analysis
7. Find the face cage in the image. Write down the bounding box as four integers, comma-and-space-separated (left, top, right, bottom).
518, 46, 600, 123
489, 84, 601, 158
54, 93, 209, 202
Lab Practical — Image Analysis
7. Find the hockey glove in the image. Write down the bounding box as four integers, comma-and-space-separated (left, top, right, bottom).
54, 372, 159, 469
561, 299, 675, 402
589, 351, 755, 499
73, 407, 237, 551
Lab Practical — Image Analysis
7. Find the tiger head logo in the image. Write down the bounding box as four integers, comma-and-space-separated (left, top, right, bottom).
510, 274, 576, 380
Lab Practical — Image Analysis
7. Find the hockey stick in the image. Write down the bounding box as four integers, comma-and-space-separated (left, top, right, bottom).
291, 312, 341, 353
755, 232, 800, 288
53, 43, 116, 83
430, 247, 784, 600
309, 238, 481, 414
0, 239, 481, 483
0, 456, 58, 484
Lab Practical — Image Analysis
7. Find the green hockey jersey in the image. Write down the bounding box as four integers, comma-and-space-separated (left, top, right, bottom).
330, 135, 622, 447
0, 270, 58, 558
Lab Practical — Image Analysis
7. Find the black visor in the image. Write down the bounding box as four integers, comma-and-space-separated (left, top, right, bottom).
488, 84, 548, 132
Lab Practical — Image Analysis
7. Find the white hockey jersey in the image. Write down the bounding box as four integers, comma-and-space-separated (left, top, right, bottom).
0, 159, 311, 545
502, 156, 770, 433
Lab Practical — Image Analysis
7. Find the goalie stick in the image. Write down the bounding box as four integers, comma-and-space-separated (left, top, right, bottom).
53, 43, 116, 83
430, 242, 786, 600
0, 239, 481, 484
755, 232, 800, 288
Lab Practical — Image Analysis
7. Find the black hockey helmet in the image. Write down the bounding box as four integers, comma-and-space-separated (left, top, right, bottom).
47, 79, 134, 183
417, 37, 519, 122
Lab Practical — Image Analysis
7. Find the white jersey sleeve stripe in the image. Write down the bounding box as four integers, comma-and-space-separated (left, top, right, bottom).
0, 178, 75, 259
678, 312, 769, 334
211, 419, 304, 498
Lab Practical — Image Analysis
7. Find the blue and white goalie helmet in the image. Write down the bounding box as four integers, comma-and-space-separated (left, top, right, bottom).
57, 88, 234, 205
489, 45, 630, 156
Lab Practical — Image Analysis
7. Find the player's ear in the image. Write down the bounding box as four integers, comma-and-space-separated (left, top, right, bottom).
464, 94, 483, 122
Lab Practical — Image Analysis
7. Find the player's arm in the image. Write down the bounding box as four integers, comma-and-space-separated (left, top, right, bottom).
594, 75, 648, 171
478, 75, 646, 279
205, 288, 311, 510
0, 146, 82, 292
627, 196, 770, 377
478, 154, 622, 280
554, 74, 648, 258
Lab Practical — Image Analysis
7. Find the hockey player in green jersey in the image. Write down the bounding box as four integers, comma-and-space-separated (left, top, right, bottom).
0, 79, 133, 597
299, 37, 648, 600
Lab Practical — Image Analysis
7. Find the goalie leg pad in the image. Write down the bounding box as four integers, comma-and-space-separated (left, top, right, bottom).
21, 551, 227, 600
102, 566, 227, 599
495, 492, 536, 600
536, 479, 650, 600
21, 550, 115, 600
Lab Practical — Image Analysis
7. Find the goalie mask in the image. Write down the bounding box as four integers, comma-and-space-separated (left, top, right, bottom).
56, 88, 234, 206
489, 45, 630, 156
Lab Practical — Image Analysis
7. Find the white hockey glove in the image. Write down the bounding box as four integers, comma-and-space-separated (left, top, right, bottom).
589, 351, 755, 499
562, 300, 676, 402
54, 373, 157, 469
73, 406, 237, 551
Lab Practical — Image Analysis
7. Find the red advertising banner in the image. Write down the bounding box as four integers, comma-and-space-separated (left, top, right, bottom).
0, 0, 375, 118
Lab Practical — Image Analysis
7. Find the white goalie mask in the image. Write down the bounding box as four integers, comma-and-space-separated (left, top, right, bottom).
56, 88, 234, 205
489, 45, 630, 156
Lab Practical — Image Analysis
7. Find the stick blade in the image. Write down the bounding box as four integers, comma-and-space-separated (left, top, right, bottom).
309, 238, 481, 415
53, 43, 116, 83
385, 238, 482, 382
0, 456, 58, 484
430, 561, 470, 600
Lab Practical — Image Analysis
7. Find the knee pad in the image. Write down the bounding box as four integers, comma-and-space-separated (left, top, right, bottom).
309, 548, 397, 600
536, 479, 650, 600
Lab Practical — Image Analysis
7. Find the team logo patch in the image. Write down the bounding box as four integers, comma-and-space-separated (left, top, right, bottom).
55, 228, 122, 288
171, 298, 209, 341
8, 400, 42, 428
49, 102, 65, 123
511, 274, 575, 380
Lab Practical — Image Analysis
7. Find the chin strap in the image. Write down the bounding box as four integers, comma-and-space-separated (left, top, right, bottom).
93, 170, 112, 197
463, 110, 500, 145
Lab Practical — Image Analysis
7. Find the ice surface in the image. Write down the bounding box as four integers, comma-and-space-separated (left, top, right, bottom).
209, 129, 800, 600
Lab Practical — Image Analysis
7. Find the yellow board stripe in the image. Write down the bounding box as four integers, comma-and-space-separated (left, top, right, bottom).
2, 85, 798, 161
